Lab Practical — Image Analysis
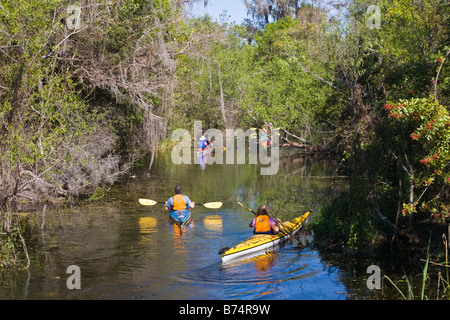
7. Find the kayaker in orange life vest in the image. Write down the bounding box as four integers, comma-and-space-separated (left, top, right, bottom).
249, 205, 280, 235
164, 185, 195, 219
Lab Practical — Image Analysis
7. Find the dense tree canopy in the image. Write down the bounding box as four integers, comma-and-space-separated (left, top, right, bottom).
0, 0, 449, 251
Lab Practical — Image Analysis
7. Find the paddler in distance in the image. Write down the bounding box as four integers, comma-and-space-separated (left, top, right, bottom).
164, 185, 195, 220
249, 205, 280, 235
198, 135, 212, 151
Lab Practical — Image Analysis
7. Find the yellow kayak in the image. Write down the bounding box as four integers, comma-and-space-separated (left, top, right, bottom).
221, 210, 311, 263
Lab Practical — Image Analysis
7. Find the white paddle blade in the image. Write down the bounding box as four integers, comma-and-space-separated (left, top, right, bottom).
139, 199, 158, 206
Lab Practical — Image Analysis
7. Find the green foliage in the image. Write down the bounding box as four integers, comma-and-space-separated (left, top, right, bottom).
0, 0, 182, 203
310, 0, 449, 250
0, 224, 27, 269
0, 233, 18, 269
173, 17, 251, 129
385, 98, 450, 216
311, 183, 380, 251
238, 16, 334, 138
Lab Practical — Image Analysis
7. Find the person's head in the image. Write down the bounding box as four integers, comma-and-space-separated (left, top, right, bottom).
257, 205, 269, 216
174, 185, 182, 195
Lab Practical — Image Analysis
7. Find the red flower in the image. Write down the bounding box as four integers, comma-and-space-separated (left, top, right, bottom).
420, 157, 431, 165
427, 122, 432, 130
388, 112, 403, 119
421, 153, 440, 166
384, 103, 392, 111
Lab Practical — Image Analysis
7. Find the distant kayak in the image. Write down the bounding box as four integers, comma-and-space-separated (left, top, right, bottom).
220, 210, 311, 263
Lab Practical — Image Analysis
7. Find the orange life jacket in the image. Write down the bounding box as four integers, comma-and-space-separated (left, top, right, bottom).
172, 194, 187, 211
254, 215, 271, 233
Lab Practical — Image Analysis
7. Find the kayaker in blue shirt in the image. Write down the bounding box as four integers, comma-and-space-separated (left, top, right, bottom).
198, 136, 211, 150
164, 185, 195, 219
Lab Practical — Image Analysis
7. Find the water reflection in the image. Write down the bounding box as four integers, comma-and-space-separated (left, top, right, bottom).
203, 215, 223, 233
171, 221, 195, 255
0, 149, 352, 300
139, 217, 157, 236
247, 251, 280, 274
179, 247, 346, 300
197, 153, 210, 170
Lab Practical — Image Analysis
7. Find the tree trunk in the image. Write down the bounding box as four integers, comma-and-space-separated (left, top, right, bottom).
218, 67, 227, 125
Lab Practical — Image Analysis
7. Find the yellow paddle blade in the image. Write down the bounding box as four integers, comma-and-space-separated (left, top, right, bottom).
139, 199, 158, 206
202, 202, 223, 209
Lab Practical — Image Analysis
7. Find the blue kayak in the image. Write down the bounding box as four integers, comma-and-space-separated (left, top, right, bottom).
169, 209, 192, 228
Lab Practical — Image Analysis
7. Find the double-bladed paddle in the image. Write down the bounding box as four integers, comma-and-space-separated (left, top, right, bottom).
139, 198, 223, 209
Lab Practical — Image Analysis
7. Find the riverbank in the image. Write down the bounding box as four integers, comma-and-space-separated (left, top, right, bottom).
311, 213, 450, 299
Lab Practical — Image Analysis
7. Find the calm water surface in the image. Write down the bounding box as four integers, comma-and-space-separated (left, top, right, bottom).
0, 149, 356, 300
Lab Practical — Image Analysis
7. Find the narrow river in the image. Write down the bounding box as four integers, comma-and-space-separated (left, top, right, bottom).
1, 148, 364, 300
